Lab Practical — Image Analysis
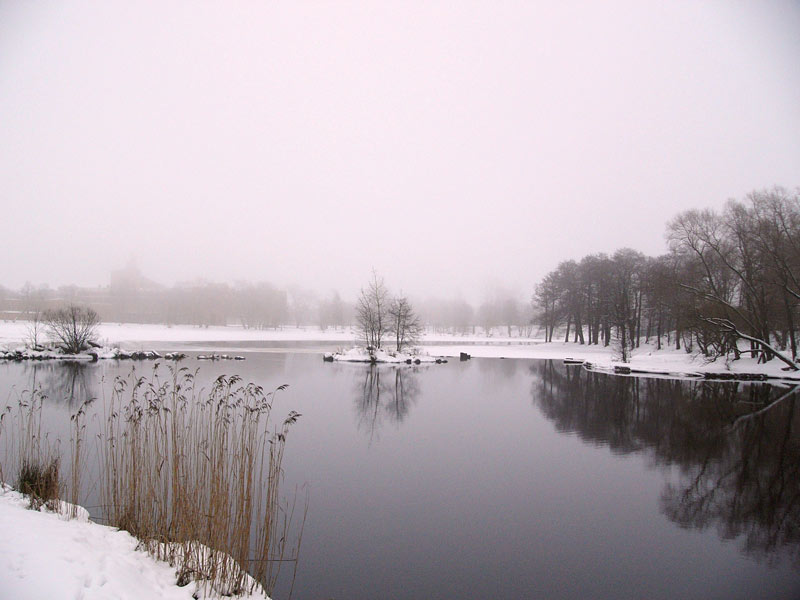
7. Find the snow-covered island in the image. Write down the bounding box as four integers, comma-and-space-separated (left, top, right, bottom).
323, 346, 447, 364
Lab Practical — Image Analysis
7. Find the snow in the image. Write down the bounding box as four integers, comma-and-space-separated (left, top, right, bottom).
421, 340, 800, 382
0, 486, 268, 600
0, 321, 533, 347
0, 321, 351, 347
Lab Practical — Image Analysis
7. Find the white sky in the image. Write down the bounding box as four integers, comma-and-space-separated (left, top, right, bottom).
1, 1, 798, 301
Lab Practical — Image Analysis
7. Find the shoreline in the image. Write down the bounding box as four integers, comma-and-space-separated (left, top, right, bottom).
1, 320, 798, 384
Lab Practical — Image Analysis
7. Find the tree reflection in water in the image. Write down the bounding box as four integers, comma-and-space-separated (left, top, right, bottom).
533, 360, 800, 568
19, 361, 98, 407
354, 365, 420, 443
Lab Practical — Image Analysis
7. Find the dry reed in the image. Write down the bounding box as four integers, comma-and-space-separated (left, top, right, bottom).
0, 365, 304, 598
0, 388, 63, 510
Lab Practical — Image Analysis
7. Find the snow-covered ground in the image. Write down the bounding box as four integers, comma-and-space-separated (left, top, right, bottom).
422, 340, 800, 381
1, 320, 799, 382
0, 486, 267, 600
0, 320, 533, 347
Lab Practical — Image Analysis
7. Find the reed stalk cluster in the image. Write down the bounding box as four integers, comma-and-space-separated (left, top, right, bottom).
1, 388, 61, 511
0, 365, 304, 598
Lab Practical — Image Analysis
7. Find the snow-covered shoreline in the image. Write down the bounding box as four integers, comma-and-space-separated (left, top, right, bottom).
0, 346, 190, 363
1, 320, 799, 383
420, 340, 800, 383
0, 486, 268, 600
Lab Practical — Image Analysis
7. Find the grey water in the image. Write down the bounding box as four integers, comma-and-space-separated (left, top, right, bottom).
1, 347, 798, 600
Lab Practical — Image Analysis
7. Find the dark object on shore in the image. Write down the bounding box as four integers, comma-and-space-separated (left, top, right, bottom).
460, 352, 471, 361
703, 371, 768, 381
614, 365, 632, 374
563, 358, 583, 365
130, 350, 162, 360
323, 354, 334, 362
197, 354, 245, 361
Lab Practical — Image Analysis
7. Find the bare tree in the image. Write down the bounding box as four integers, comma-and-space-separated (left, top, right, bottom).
356, 271, 390, 349
533, 272, 561, 342
319, 291, 346, 331
609, 249, 645, 362
44, 304, 100, 354
388, 295, 423, 351
25, 309, 46, 349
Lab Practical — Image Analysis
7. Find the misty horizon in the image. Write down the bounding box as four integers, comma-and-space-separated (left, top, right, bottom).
2, 2, 798, 301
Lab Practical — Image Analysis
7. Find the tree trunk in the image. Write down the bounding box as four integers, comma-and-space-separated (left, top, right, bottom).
656, 314, 662, 351
784, 292, 798, 360
575, 312, 585, 344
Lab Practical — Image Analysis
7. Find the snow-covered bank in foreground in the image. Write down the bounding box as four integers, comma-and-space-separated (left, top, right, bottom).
0, 487, 267, 600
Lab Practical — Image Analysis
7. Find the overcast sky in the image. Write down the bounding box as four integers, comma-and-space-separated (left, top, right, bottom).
1, 1, 798, 301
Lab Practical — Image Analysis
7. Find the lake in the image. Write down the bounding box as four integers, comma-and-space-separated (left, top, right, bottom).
1, 345, 798, 599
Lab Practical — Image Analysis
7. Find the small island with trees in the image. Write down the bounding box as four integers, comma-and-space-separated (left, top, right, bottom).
323, 271, 445, 364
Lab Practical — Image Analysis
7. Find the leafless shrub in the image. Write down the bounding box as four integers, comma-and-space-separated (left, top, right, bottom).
17, 457, 60, 511
44, 304, 100, 354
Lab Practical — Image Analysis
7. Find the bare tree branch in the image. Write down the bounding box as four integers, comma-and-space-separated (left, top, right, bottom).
700, 317, 798, 371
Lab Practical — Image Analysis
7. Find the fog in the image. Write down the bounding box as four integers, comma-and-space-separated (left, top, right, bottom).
1, 1, 798, 301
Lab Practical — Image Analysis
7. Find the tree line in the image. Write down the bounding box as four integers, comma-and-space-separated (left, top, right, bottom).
6, 186, 796, 359
1, 273, 531, 335
532, 187, 800, 367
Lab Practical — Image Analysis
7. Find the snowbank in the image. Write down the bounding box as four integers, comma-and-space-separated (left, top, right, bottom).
0, 486, 268, 600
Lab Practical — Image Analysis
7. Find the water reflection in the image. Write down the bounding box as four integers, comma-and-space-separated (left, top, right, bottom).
354, 365, 420, 442
661, 392, 800, 568
15, 362, 99, 407
532, 361, 800, 567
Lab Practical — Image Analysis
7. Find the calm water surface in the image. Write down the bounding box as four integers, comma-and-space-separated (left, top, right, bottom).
1, 346, 798, 600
